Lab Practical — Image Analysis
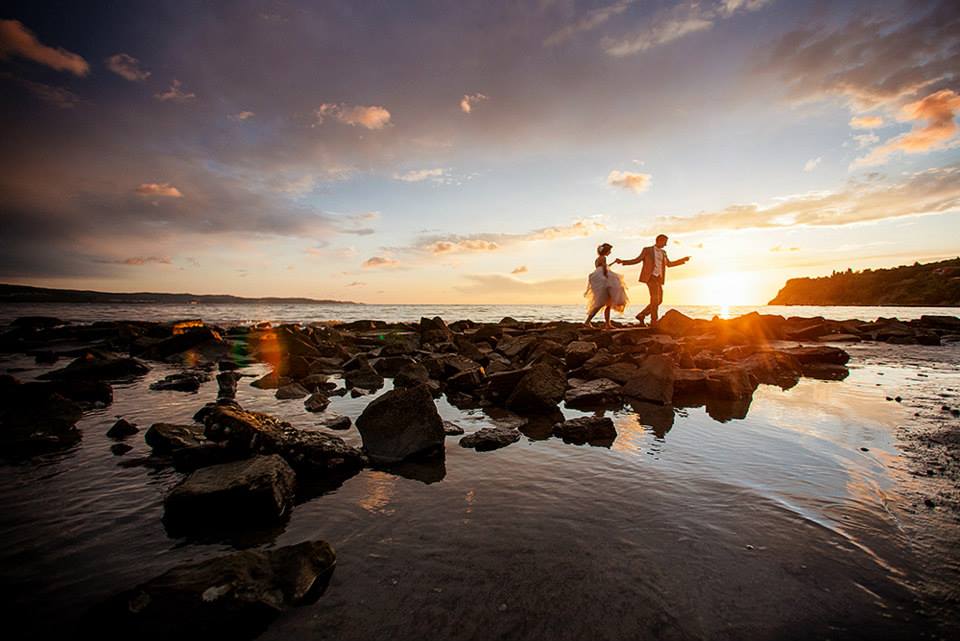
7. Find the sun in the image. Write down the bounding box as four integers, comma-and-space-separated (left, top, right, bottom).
697, 272, 754, 307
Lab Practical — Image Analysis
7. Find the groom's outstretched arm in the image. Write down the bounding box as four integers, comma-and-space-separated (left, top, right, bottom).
619, 253, 643, 266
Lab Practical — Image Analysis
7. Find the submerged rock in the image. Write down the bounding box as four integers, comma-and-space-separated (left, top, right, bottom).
150, 371, 209, 392
355, 384, 445, 464
107, 418, 139, 439
164, 454, 296, 528
459, 425, 521, 451
89, 540, 336, 641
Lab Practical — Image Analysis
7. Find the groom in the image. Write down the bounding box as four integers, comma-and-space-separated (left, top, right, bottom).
615, 234, 690, 326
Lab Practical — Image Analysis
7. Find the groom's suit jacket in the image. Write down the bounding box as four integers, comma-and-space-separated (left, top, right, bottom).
636, 245, 682, 284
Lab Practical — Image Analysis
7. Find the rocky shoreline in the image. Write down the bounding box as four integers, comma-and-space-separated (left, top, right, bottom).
2, 310, 959, 638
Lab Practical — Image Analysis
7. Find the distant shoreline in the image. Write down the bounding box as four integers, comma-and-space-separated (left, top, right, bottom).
0, 283, 361, 306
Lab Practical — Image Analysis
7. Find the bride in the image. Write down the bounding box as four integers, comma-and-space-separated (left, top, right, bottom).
584, 243, 629, 329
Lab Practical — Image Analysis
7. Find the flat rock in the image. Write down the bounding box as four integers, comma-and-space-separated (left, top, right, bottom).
164, 454, 296, 527
145, 423, 207, 454
304, 392, 330, 412
563, 378, 622, 407
778, 345, 850, 366
89, 540, 335, 640
459, 426, 521, 451
276, 383, 310, 400
355, 384, 445, 464
553, 416, 617, 445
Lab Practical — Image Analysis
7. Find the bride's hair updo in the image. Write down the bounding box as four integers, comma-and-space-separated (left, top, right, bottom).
597, 243, 612, 255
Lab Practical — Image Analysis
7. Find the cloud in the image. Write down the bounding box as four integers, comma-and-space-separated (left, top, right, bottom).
154, 79, 196, 102
105, 53, 150, 81
803, 157, 821, 172
850, 115, 883, 129
757, 2, 960, 112
345, 281, 366, 287
340, 227, 375, 236
544, 1, 633, 47
607, 170, 651, 193
770, 245, 799, 252
409, 219, 607, 256
135, 182, 183, 198
394, 168, 450, 183
3, 74, 84, 108
650, 164, 960, 234
99, 255, 172, 265
512, 265, 528, 274
853, 90, 960, 167
853, 133, 879, 148
459, 93, 488, 114
333, 210, 379, 236
316, 102, 391, 129
0, 20, 89, 76
362, 256, 399, 269
229, 111, 255, 121
602, 0, 769, 57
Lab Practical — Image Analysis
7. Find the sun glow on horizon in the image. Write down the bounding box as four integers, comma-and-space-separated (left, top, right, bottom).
695, 271, 756, 307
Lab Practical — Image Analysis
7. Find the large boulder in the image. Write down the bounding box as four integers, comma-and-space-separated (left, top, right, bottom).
458, 426, 521, 451
505, 363, 566, 413
420, 316, 454, 345
778, 345, 850, 366
553, 416, 617, 445
164, 454, 296, 527
145, 423, 207, 454
393, 362, 431, 389
89, 540, 335, 640
355, 384, 445, 464
138, 326, 225, 361
619, 354, 676, 405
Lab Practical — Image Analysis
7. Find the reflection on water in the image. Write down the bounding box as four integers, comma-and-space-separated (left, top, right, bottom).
1, 344, 959, 640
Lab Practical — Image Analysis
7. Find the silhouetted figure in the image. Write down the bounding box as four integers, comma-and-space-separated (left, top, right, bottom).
614, 234, 689, 327
584, 243, 629, 329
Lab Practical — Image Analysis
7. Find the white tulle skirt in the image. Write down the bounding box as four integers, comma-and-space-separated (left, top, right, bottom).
584, 267, 629, 313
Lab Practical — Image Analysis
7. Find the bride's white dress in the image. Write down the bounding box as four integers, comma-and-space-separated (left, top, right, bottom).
584, 265, 629, 313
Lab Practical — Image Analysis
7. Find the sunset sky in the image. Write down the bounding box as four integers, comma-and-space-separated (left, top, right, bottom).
2, 0, 958, 305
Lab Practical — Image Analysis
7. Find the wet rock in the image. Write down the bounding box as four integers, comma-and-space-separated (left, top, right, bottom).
673, 369, 709, 396
553, 416, 617, 445
655, 309, 699, 336
443, 420, 465, 436
705, 367, 758, 401
564, 378, 622, 407
202, 405, 287, 453
40, 351, 149, 381
150, 371, 208, 392
740, 352, 802, 388
779, 345, 850, 366
304, 391, 330, 412
393, 362, 431, 389
164, 454, 296, 527
272, 428, 367, 478
459, 425, 521, 451
355, 384, 445, 464
917, 315, 960, 331
218, 359, 242, 371
802, 363, 850, 381
250, 371, 291, 389
783, 322, 831, 341
372, 355, 417, 377
319, 415, 352, 431
0, 390, 83, 458
216, 371, 243, 397
12, 316, 66, 330
447, 367, 486, 391
620, 354, 676, 405
111, 443, 133, 456
564, 341, 597, 368
496, 334, 538, 361
138, 326, 225, 361
505, 363, 566, 413
145, 423, 207, 454
89, 540, 336, 640
276, 382, 310, 400
343, 362, 385, 391
484, 367, 531, 401
107, 418, 139, 439
21, 379, 114, 406
298, 374, 335, 393
816, 333, 861, 343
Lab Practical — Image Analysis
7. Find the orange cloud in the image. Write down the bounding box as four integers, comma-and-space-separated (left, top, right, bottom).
460, 93, 488, 114
512, 265, 528, 274
135, 182, 183, 197
154, 79, 195, 102
362, 256, 399, 269
0, 20, 89, 76
317, 102, 391, 129
849, 115, 883, 129
428, 239, 500, 254
854, 90, 960, 167
607, 170, 651, 193
105, 53, 150, 81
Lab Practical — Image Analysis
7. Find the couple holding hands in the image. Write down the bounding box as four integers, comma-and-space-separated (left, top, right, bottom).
584, 234, 690, 329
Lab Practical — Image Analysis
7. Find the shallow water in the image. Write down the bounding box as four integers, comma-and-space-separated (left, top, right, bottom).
2, 341, 960, 640
2, 301, 959, 326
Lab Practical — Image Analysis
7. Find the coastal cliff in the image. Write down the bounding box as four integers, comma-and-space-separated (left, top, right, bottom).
768, 258, 960, 306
